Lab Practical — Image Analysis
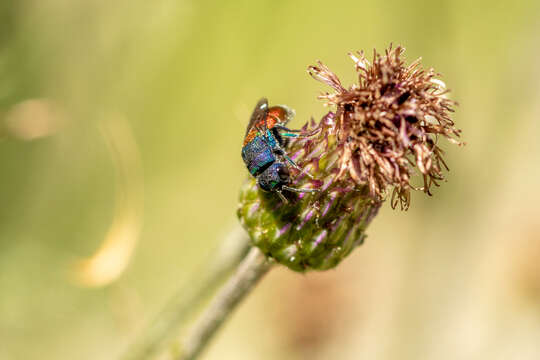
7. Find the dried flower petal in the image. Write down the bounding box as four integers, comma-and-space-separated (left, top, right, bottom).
310, 45, 462, 209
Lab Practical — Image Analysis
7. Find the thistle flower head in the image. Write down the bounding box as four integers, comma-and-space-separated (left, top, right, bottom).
238, 45, 461, 272
309, 45, 461, 209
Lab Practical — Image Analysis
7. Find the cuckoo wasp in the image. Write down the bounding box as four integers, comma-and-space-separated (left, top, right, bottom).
241, 98, 318, 202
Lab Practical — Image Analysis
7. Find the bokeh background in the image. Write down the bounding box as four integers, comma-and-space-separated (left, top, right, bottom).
2, 0, 540, 359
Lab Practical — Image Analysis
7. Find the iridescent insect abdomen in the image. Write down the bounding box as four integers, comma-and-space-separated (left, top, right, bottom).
241, 135, 275, 176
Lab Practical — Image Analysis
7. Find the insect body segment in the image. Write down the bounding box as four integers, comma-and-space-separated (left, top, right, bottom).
241, 98, 318, 202
242, 135, 275, 176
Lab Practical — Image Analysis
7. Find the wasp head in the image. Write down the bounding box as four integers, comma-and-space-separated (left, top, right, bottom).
257, 163, 290, 192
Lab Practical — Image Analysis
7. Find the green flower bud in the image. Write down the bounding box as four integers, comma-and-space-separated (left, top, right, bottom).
238, 45, 461, 272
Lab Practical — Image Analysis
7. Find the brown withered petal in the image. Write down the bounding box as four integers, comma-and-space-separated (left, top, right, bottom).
308, 44, 462, 209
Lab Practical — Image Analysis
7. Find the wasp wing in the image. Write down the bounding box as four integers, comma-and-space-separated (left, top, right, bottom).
245, 98, 269, 136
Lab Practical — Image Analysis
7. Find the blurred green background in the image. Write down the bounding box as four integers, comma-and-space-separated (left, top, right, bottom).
2, 0, 540, 359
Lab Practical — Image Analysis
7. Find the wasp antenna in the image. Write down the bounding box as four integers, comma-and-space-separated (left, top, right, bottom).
295, 164, 315, 179
302, 169, 315, 180
282, 185, 320, 193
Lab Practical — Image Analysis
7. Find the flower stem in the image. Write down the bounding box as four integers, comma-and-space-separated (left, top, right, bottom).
176, 246, 272, 360
122, 226, 251, 360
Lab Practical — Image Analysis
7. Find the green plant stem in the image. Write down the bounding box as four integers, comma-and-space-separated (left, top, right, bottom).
122, 226, 251, 360
176, 246, 272, 360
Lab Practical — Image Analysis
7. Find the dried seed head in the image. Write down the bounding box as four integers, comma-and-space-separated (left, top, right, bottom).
309, 44, 461, 209
238, 45, 461, 272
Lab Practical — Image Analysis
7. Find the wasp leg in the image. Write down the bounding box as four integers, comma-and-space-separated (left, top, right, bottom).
274, 125, 302, 132
276, 190, 288, 203
282, 185, 319, 193
275, 125, 321, 138
281, 153, 315, 179
279, 132, 300, 138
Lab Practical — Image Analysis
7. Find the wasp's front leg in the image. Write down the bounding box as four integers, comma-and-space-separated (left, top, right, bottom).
274, 125, 320, 138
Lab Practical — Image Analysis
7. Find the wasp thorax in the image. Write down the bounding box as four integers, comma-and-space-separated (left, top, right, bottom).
238, 45, 461, 272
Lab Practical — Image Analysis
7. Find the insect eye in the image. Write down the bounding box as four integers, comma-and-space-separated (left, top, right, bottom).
277, 166, 289, 181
